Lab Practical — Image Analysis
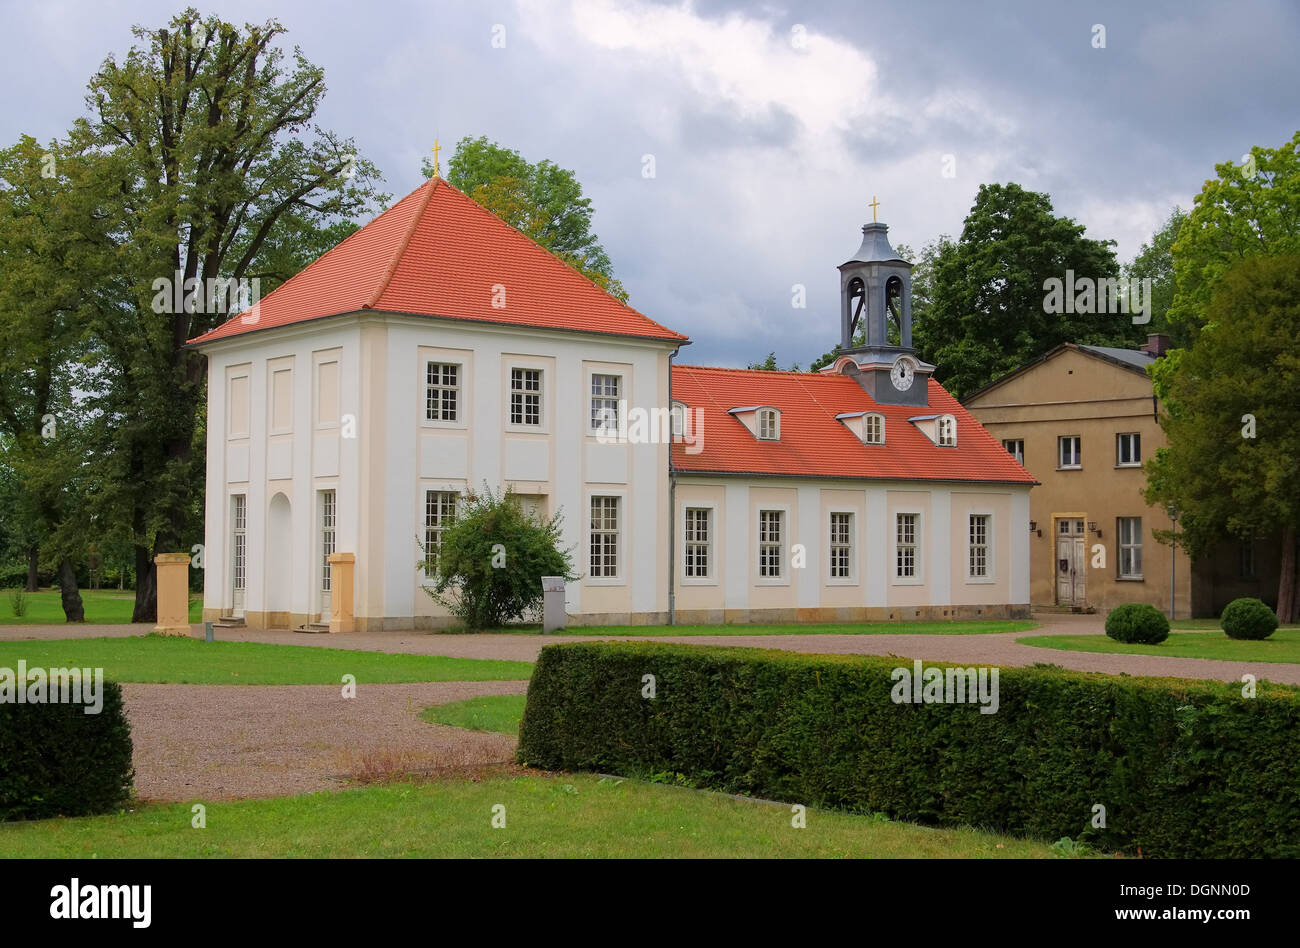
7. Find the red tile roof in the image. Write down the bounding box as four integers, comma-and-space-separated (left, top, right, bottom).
671, 365, 1037, 484
189, 178, 688, 346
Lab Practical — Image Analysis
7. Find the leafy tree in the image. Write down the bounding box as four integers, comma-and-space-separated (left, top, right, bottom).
1168, 130, 1300, 337
421, 486, 577, 629
425, 136, 628, 301
911, 183, 1131, 399
1124, 207, 1187, 345
1143, 255, 1300, 621
62, 8, 384, 620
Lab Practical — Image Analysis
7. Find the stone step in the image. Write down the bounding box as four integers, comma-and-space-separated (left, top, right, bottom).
294, 623, 330, 634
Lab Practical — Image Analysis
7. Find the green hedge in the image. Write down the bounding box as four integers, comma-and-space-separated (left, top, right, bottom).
0, 680, 134, 820
518, 642, 1300, 858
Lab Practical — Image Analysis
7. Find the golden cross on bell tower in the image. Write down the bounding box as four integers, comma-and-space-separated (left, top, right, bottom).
869, 195, 881, 222
430, 139, 442, 178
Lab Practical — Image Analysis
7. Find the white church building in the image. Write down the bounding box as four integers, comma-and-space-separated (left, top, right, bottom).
191, 177, 1034, 630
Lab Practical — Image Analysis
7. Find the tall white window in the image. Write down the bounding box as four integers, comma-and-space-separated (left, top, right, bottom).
1118, 517, 1143, 578
424, 491, 458, 570
510, 368, 542, 426
864, 414, 885, 445
896, 513, 918, 578
1058, 435, 1082, 468
590, 374, 621, 432
757, 408, 780, 441
590, 496, 620, 578
758, 510, 784, 578
829, 512, 853, 579
937, 415, 957, 446
969, 514, 990, 578
684, 507, 711, 579
1116, 432, 1141, 466
1002, 439, 1025, 465
425, 362, 460, 422
231, 495, 247, 594
320, 490, 336, 592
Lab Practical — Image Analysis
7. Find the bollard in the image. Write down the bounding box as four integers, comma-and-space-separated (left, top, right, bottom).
205, 621, 214, 643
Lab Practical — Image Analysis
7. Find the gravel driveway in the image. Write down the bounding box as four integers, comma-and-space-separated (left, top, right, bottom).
122, 680, 527, 802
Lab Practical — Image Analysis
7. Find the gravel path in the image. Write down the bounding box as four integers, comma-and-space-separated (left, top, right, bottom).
5, 613, 1294, 686
122, 680, 526, 802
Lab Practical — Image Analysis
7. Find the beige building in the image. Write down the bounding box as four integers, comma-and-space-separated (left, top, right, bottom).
965, 339, 1194, 617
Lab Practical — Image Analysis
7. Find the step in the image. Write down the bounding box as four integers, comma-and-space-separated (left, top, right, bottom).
294, 623, 331, 634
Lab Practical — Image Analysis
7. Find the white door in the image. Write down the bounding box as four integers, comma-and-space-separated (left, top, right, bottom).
319, 490, 335, 622
231, 495, 247, 618
1055, 518, 1086, 606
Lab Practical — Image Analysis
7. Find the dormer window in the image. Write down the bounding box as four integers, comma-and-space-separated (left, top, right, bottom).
670, 400, 687, 437
864, 413, 885, 445
758, 408, 780, 441
937, 415, 956, 446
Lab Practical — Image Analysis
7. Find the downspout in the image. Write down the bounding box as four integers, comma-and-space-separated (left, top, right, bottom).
668, 347, 678, 626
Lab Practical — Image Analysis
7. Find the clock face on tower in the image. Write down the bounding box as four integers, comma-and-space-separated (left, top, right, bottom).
890, 356, 915, 392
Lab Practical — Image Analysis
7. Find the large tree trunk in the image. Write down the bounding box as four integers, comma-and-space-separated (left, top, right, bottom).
25, 546, 39, 592
1278, 527, 1297, 624
56, 559, 85, 622
131, 543, 157, 623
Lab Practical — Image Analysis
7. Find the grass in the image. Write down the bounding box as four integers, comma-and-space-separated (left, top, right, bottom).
0, 589, 202, 625
421, 694, 526, 735
460, 619, 1037, 637
0, 635, 533, 684
1172, 618, 1300, 631
0, 772, 1074, 858
1018, 627, 1300, 664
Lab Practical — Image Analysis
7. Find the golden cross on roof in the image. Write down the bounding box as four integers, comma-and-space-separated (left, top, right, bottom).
869, 195, 880, 222
430, 139, 442, 178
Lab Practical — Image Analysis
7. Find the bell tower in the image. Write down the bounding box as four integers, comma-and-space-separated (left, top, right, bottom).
824, 200, 934, 406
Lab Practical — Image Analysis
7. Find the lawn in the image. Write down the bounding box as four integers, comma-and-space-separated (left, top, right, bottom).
0, 772, 1074, 858
421, 694, 526, 734
465, 619, 1037, 636
1018, 628, 1300, 664
0, 635, 533, 684
0, 589, 202, 625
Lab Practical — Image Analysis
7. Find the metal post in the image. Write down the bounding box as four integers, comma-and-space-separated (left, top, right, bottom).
205, 620, 214, 643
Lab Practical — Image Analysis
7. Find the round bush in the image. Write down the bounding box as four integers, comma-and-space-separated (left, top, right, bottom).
1105, 603, 1170, 644
1220, 597, 1279, 640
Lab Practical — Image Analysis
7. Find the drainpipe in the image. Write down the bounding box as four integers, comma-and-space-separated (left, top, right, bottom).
668, 347, 678, 626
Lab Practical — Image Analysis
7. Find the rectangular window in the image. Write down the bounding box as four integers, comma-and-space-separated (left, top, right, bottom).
758, 409, 780, 441
510, 368, 542, 426
425, 363, 460, 422
1058, 435, 1082, 468
590, 374, 621, 432
758, 510, 784, 578
231, 495, 247, 592
1118, 517, 1143, 579
865, 415, 884, 444
896, 513, 918, 578
320, 490, 336, 592
1240, 540, 1256, 579
829, 512, 853, 579
969, 514, 990, 578
424, 490, 458, 570
684, 507, 711, 579
1002, 439, 1024, 465
1116, 432, 1141, 466
589, 496, 620, 578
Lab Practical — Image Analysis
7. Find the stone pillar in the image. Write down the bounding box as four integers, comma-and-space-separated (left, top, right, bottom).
153, 553, 193, 636
328, 553, 355, 634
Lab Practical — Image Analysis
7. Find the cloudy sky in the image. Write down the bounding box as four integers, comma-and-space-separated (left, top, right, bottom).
2, 0, 1297, 368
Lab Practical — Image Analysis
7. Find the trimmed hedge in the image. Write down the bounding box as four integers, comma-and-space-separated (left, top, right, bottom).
518, 642, 1300, 858
1221, 597, 1279, 640
1105, 603, 1170, 644
0, 680, 134, 821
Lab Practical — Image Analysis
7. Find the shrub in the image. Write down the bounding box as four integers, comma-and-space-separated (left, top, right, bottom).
1221, 597, 1280, 640
518, 641, 1300, 858
8, 589, 26, 617
0, 679, 134, 821
1104, 602, 1170, 644
420, 485, 577, 630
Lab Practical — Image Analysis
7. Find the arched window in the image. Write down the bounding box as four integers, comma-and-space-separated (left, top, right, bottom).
757, 408, 781, 441
670, 401, 687, 437
937, 414, 957, 446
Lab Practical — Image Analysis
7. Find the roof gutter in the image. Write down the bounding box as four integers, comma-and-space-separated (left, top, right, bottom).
668, 346, 679, 627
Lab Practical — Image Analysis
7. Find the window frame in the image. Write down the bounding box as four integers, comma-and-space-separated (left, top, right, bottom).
827, 510, 856, 584
1116, 432, 1141, 467
967, 512, 994, 583
682, 505, 716, 584
422, 489, 459, 574
508, 366, 544, 428
587, 494, 623, 583
892, 511, 924, 585
1117, 516, 1143, 580
589, 372, 623, 435
424, 361, 462, 425
1002, 438, 1025, 465
936, 414, 957, 447
757, 408, 781, 441
1058, 435, 1082, 470
864, 413, 885, 445
756, 507, 787, 583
